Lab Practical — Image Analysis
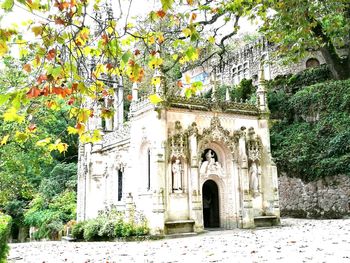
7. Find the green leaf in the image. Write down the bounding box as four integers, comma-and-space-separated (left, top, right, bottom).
1, 0, 14, 11
160, 0, 174, 11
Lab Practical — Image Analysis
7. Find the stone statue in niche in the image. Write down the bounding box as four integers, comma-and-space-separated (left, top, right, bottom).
172, 158, 182, 191
200, 150, 223, 176
249, 162, 261, 197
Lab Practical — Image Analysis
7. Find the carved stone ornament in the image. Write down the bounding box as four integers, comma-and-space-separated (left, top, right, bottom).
246, 127, 262, 162
198, 117, 238, 154
168, 122, 187, 160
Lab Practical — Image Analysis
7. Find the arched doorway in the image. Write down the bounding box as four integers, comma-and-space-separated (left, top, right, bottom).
202, 180, 220, 228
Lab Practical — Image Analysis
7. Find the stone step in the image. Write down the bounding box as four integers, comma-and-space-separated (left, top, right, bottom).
254, 215, 279, 227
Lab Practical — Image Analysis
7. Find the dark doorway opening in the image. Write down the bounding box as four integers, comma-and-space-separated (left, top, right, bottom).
202, 180, 220, 228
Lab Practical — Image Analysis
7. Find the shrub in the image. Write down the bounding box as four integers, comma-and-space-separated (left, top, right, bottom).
71, 221, 86, 240
83, 220, 101, 241
0, 214, 12, 263
73, 208, 149, 241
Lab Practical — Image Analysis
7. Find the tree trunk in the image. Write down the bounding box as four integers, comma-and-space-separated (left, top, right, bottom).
320, 46, 350, 80
312, 22, 350, 80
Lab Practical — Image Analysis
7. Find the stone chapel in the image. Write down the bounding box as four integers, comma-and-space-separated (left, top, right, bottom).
77, 68, 280, 235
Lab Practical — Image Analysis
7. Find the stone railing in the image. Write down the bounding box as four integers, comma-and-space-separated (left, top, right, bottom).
167, 95, 259, 115
102, 122, 130, 146
129, 95, 153, 113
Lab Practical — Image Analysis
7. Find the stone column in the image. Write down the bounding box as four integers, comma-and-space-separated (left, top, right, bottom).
150, 109, 166, 235
239, 132, 255, 228
188, 133, 204, 232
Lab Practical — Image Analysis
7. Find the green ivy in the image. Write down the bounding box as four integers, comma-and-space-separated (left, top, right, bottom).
0, 213, 11, 263
270, 78, 350, 181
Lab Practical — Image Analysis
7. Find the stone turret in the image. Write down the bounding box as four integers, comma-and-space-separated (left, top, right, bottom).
256, 66, 268, 112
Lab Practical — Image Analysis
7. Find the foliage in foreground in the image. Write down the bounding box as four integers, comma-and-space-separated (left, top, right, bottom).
269, 78, 350, 181
0, 213, 11, 263
71, 208, 149, 241
23, 163, 77, 240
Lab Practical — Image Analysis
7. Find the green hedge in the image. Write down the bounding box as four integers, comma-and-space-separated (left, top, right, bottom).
0, 214, 12, 263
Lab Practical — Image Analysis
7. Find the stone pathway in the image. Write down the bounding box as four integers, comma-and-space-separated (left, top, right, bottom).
8, 218, 350, 263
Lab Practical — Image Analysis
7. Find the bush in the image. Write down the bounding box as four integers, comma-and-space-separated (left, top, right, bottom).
71, 221, 86, 240
72, 208, 149, 241
83, 220, 101, 241
0, 214, 12, 263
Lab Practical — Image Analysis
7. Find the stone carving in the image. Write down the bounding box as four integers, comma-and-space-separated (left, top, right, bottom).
172, 158, 182, 191
249, 162, 260, 197
200, 150, 224, 176
167, 96, 258, 115
169, 121, 187, 160
199, 117, 238, 154
247, 127, 262, 162
102, 122, 130, 146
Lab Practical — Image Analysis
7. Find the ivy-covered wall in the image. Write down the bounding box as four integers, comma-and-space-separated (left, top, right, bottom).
267, 65, 350, 218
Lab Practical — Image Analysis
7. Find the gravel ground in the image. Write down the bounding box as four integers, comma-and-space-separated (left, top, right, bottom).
8, 218, 350, 263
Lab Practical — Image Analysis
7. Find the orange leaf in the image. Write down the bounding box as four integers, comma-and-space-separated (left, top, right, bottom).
37, 74, 48, 84
156, 10, 166, 18
27, 87, 41, 98
46, 49, 56, 61
71, 83, 78, 92
67, 97, 75, 105
177, 80, 183, 88
191, 13, 197, 21
28, 123, 37, 132
134, 49, 140, 56
23, 64, 31, 73
55, 17, 65, 25
127, 94, 133, 101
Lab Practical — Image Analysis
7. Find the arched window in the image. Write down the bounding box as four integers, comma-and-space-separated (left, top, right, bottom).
147, 149, 151, 190
117, 169, 123, 201
306, 58, 320, 68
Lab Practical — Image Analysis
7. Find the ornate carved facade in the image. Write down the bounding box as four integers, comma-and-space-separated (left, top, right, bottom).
77, 71, 280, 234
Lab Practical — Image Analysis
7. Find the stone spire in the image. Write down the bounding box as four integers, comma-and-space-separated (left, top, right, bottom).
256, 65, 268, 111
132, 82, 138, 102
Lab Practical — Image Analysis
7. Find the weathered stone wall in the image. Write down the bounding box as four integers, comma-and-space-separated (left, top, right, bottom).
278, 175, 350, 218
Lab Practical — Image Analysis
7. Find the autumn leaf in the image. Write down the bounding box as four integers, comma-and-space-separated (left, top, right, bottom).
26, 87, 41, 98
28, 123, 37, 132
46, 49, 56, 60
127, 94, 133, 101
156, 10, 166, 18
23, 63, 31, 73
31, 26, 43, 36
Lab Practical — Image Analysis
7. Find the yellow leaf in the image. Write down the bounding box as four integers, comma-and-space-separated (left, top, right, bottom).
0, 40, 9, 57
182, 28, 191, 37
67, 126, 78, 135
56, 142, 68, 153
15, 131, 28, 143
149, 94, 163, 104
31, 26, 43, 36
208, 36, 215, 44
185, 74, 191, 84
3, 107, 25, 123
172, 54, 178, 60
151, 77, 161, 86
1, 135, 9, 145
